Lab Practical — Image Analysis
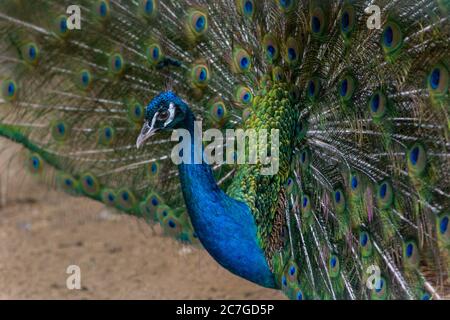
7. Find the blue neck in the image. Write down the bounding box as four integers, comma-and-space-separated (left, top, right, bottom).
177, 111, 276, 288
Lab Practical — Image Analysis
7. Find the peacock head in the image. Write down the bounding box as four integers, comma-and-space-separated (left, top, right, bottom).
136, 91, 189, 149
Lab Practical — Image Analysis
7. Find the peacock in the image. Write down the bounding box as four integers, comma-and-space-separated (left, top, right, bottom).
0, 0, 449, 300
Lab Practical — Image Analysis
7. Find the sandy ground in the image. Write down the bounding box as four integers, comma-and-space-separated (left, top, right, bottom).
0, 142, 285, 300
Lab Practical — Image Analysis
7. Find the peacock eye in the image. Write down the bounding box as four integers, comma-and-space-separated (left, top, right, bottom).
157, 110, 170, 121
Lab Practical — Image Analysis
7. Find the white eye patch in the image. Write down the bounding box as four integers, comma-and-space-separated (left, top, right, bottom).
164, 102, 176, 127
149, 110, 158, 131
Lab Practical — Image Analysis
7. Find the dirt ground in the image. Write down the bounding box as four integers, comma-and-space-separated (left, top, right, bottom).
0, 142, 285, 300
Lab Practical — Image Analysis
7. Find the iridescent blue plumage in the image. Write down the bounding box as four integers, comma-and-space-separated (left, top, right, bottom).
140, 92, 276, 288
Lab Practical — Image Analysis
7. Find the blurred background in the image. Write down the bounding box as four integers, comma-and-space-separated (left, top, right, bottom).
0, 139, 285, 300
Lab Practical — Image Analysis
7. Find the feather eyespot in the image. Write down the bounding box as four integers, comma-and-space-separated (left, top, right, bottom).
81, 71, 90, 86
299, 148, 310, 168
311, 17, 320, 33
117, 188, 136, 211
430, 68, 441, 89
440, 216, 449, 234
277, 0, 295, 13
272, 67, 285, 82
301, 194, 312, 217
329, 255, 340, 278
51, 120, 71, 142
128, 100, 144, 123
55, 15, 70, 37
371, 276, 388, 300
243, 1, 254, 15
377, 180, 394, 209
142, 193, 163, 220
97, 0, 110, 18
146, 43, 164, 65
240, 57, 249, 69
168, 220, 176, 228
351, 176, 358, 189
359, 231, 373, 257
403, 241, 419, 269
238, 0, 255, 18
285, 37, 301, 65
208, 99, 227, 124
101, 189, 117, 206
109, 53, 125, 75
60, 18, 68, 33
420, 292, 431, 300
281, 275, 287, 287
310, 6, 327, 36
98, 125, 115, 146
2, 79, 18, 102
80, 173, 100, 196
263, 34, 279, 63
381, 21, 403, 55
232, 48, 252, 73
407, 143, 427, 177
187, 10, 208, 36
57, 173, 78, 195
147, 161, 160, 180
141, 0, 158, 18
191, 64, 210, 88
77, 69, 92, 90
195, 16, 206, 32
285, 177, 294, 194
368, 91, 388, 119
135, 106, 142, 117
93, 0, 111, 22
340, 5, 356, 37
163, 215, 183, 238
333, 189, 346, 213
287, 48, 297, 61
360, 232, 368, 246
144, 0, 154, 13
27, 153, 43, 174
338, 75, 356, 101
306, 78, 320, 101
286, 261, 299, 283
335, 191, 341, 203
21, 42, 39, 65
349, 172, 362, 194
140, 201, 151, 218
235, 86, 253, 105
437, 213, 450, 243
427, 64, 448, 96
156, 205, 172, 224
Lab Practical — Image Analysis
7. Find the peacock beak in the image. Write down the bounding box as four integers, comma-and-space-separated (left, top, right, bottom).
136, 120, 159, 149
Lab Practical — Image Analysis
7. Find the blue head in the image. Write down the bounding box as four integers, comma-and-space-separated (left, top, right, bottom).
136, 91, 190, 148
